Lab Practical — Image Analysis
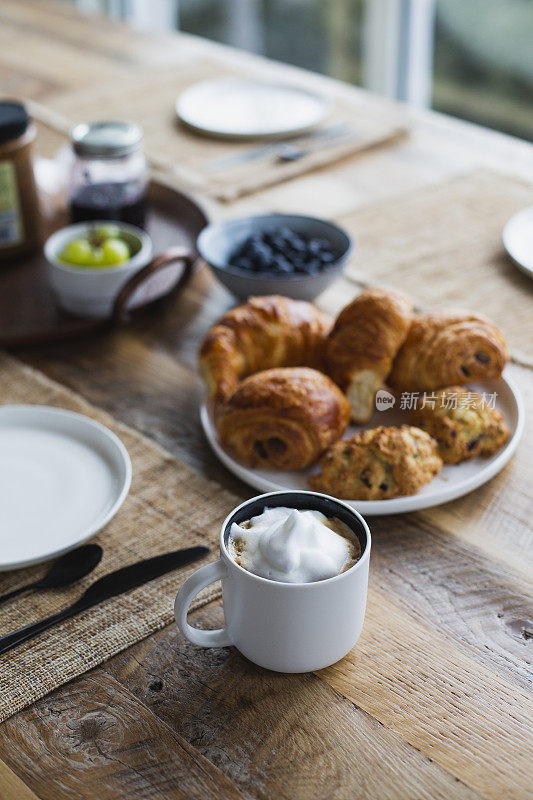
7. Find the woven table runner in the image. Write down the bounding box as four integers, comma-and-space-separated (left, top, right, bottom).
0, 353, 241, 723
338, 169, 533, 366
29, 59, 406, 202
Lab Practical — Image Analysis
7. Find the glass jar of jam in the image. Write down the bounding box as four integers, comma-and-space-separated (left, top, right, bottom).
0, 100, 40, 263
69, 120, 148, 229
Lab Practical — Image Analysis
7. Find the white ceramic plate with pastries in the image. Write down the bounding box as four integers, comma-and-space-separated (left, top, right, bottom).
199, 291, 524, 516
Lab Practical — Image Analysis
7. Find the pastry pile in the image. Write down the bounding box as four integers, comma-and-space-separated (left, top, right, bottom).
199, 291, 510, 500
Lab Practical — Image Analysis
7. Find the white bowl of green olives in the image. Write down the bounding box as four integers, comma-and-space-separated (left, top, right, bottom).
44, 221, 153, 318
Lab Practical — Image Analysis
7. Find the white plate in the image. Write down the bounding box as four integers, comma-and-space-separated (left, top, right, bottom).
0, 406, 132, 570
176, 77, 329, 139
503, 205, 533, 279
201, 376, 524, 516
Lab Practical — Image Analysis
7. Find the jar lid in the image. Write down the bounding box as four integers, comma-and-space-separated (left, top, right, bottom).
0, 101, 30, 144
70, 120, 143, 158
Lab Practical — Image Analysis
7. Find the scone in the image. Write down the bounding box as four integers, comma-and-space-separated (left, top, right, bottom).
409, 386, 509, 464
325, 288, 413, 423
309, 425, 442, 500
215, 367, 351, 470
199, 295, 332, 403
389, 311, 508, 392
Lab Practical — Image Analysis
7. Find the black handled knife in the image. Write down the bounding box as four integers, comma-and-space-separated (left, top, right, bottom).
0, 545, 209, 656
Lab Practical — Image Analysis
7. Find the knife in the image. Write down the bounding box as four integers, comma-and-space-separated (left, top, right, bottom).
204, 122, 353, 171
0, 546, 209, 656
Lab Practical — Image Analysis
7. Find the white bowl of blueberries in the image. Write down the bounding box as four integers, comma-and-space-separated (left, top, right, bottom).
197, 213, 352, 301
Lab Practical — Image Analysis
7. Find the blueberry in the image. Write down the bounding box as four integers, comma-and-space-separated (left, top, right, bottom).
271, 236, 286, 252
308, 240, 323, 255
279, 227, 294, 240
248, 244, 272, 266
273, 255, 293, 273
290, 238, 306, 253
263, 231, 279, 246
320, 251, 336, 264
234, 257, 253, 271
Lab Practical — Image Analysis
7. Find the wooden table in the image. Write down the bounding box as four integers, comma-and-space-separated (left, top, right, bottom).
1, 2, 532, 799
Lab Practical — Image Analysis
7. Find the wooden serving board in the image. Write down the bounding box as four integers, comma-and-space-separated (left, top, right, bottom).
0, 181, 207, 348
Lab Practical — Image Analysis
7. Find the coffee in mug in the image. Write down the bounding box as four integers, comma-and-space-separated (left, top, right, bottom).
227, 506, 361, 583
174, 491, 371, 673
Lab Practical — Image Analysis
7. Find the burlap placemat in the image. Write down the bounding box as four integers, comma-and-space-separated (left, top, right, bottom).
338, 169, 533, 366
0, 352, 240, 723
28, 59, 406, 202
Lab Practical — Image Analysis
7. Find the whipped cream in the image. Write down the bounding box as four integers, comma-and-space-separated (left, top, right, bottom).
228, 506, 357, 583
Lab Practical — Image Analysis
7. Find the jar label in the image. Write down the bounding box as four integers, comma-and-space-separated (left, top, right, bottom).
0, 160, 23, 248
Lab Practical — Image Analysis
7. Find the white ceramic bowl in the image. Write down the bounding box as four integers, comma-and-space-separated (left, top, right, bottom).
44, 221, 153, 318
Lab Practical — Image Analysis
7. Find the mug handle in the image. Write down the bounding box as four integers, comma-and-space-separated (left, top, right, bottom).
112, 246, 194, 325
174, 559, 233, 648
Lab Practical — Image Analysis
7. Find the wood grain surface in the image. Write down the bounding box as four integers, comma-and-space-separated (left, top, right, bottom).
0, 2, 532, 799
0, 760, 41, 800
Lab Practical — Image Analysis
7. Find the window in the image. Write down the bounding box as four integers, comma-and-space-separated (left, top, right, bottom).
74, 0, 533, 141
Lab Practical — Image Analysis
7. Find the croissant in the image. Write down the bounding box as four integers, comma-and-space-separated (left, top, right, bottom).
325, 288, 413, 423
389, 311, 508, 392
215, 367, 351, 470
199, 295, 332, 403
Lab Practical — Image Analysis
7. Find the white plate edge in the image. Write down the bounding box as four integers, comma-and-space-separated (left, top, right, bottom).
502, 205, 533, 278
0, 405, 132, 571
175, 77, 330, 140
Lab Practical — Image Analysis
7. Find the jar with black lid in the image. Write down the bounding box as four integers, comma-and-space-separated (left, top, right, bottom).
0, 100, 40, 263
69, 120, 148, 229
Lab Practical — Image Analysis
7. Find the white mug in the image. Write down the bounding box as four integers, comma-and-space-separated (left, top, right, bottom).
174, 490, 371, 673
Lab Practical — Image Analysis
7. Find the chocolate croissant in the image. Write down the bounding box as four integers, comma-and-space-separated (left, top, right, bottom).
389, 311, 508, 392
215, 367, 350, 470
325, 288, 413, 423
199, 295, 332, 403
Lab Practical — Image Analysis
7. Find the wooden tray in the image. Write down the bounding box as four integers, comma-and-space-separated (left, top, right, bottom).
0, 181, 208, 348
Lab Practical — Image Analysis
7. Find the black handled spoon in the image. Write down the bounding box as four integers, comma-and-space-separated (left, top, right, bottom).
0, 544, 103, 606
0, 545, 209, 656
